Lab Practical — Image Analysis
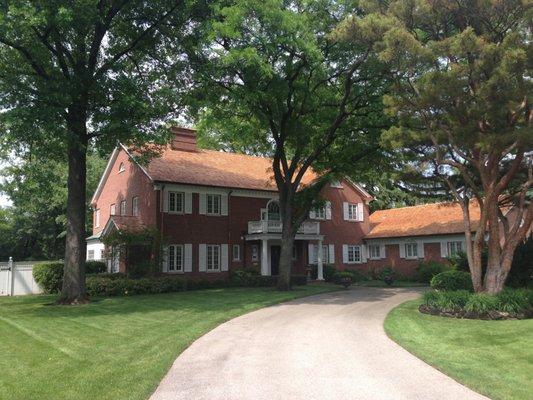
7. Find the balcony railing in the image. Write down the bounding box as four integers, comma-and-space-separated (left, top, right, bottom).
247, 220, 320, 235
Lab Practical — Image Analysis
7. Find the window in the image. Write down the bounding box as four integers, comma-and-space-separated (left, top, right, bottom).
120, 200, 126, 215
347, 203, 358, 220
132, 197, 139, 216
251, 245, 259, 261
118, 162, 125, 173
347, 245, 361, 263
369, 244, 381, 259
168, 191, 184, 213
207, 245, 220, 271
232, 244, 240, 261
447, 241, 462, 257
88, 250, 95, 260
207, 194, 221, 215
110, 203, 116, 216
405, 243, 418, 259
95, 209, 100, 227
168, 245, 184, 272
331, 180, 342, 188
312, 206, 326, 219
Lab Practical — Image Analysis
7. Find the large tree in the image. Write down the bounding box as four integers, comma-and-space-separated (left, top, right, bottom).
0, 1, 205, 302
341, 0, 533, 293
190, 0, 389, 289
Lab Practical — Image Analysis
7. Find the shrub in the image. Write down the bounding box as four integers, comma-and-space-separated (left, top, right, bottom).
495, 289, 532, 313
332, 271, 354, 285
344, 269, 369, 282
423, 290, 471, 311
430, 270, 473, 291
85, 260, 106, 274
33, 262, 63, 294
416, 261, 448, 283
464, 293, 499, 314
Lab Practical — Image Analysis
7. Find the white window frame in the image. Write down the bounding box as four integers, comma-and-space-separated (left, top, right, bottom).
132, 196, 139, 216
207, 245, 221, 271
347, 203, 358, 221
120, 200, 126, 216
347, 245, 361, 264
331, 180, 342, 188
232, 244, 240, 261
368, 244, 381, 260
314, 206, 326, 220
88, 250, 95, 260
312, 245, 329, 264
405, 242, 418, 259
168, 191, 185, 214
110, 203, 116, 216
251, 245, 259, 262
118, 162, 125, 173
447, 241, 462, 257
206, 194, 221, 215
168, 244, 184, 273
95, 209, 100, 227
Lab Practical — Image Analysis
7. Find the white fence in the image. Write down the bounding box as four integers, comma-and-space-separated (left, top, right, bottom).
0, 258, 43, 296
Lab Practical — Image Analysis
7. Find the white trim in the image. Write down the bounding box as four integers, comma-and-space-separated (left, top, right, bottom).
160, 182, 277, 199
221, 244, 229, 271
328, 244, 335, 264
184, 244, 192, 272
199, 244, 207, 272
91, 147, 120, 205
232, 244, 241, 261
365, 233, 467, 246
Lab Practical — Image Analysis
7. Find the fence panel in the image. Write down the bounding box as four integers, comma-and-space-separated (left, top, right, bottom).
0, 260, 44, 296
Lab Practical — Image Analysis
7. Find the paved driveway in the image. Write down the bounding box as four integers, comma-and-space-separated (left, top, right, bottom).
150, 287, 488, 400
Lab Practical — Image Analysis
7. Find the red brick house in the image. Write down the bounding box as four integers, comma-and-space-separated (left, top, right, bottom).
88, 127, 485, 279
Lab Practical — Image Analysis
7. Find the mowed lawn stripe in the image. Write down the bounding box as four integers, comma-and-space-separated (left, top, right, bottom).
0, 285, 335, 400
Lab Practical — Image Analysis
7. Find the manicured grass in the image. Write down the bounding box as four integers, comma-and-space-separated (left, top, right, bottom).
356, 279, 427, 288
385, 299, 533, 400
0, 285, 336, 400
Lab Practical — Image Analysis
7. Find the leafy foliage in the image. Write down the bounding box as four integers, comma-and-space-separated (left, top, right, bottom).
430, 271, 473, 292
33, 262, 64, 294
416, 261, 448, 283
85, 260, 106, 275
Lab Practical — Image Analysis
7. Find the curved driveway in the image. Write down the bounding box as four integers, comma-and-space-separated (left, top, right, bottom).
150, 287, 488, 400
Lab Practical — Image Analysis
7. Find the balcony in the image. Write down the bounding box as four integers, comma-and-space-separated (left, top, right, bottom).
247, 220, 320, 235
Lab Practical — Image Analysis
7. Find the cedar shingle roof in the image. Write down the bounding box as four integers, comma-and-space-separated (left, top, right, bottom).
365, 202, 481, 239
145, 146, 317, 191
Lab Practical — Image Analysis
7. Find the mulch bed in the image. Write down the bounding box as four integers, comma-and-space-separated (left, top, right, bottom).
419, 304, 533, 320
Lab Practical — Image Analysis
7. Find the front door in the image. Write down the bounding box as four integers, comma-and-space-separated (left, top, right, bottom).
270, 246, 281, 276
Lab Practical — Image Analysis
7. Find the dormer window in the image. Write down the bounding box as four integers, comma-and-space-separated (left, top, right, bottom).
331, 180, 342, 188
118, 162, 125, 173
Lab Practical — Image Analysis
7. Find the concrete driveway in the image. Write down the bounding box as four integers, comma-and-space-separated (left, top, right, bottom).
150, 287, 488, 400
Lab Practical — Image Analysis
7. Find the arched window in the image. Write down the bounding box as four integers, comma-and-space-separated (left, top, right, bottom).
118, 162, 125, 173
267, 200, 280, 221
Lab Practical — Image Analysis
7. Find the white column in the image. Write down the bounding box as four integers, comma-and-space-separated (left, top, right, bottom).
8, 256, 14, 296
261, 239, 269, 276
317, 240, 324, 281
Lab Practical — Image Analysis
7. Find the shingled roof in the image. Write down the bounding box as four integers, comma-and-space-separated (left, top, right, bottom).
365, 202, 481, 239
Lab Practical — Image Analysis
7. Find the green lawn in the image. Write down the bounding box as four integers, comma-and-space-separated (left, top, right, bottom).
385, 299, 533, 400
0, 285, 335, 400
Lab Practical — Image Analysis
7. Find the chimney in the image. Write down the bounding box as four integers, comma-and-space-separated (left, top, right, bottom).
170, 126, 198, 152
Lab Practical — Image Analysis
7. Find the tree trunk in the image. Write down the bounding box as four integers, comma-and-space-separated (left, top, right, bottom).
59, 120, 88, 304
277, 187, 294, 291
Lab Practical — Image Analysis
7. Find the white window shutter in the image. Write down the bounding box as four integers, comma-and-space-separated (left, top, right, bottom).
184, 244, 192, 272
221, 194, 228, 216
308, 243, 315, 264
163, 191, 169, 213
326, 201, 332, 220
417, 241, 425, 259
343, 202, 349, 220
199, 193, 206, 215
440, 242, 448, 258
328, 244, 335, 264
380, 244, 386, 259
361, 245, 367, 263
199, 244, 207, 271
184, 192, 192, 214
342, 245, 348, 263
399, 243, 406, 259
357, 203, 364, 221
309, 209, 316, 219
161, 246, 169, 272
221, 244, 229, 271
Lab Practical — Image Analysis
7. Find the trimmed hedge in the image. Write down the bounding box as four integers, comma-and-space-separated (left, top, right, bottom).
421, 288, 533, 318
33, 262, 63, 294
430, 270, 473, 291
86, 273, 308, 297
85, 260, 107, 274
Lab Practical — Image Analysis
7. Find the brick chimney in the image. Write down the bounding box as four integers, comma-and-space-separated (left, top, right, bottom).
170, 126, 198, 152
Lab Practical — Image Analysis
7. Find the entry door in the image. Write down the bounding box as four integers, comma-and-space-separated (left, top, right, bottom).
270, 246, 281, 276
